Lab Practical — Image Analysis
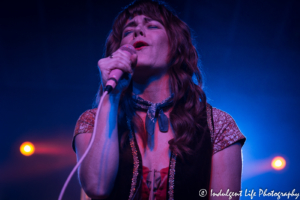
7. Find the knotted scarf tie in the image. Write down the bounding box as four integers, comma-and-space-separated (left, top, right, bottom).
131, 94, 174, 137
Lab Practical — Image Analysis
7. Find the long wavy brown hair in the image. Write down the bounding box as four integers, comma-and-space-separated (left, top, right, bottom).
95, 0, 208, 158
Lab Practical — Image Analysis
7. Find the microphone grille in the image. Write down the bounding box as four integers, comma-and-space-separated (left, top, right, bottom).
120, 44, 136, 55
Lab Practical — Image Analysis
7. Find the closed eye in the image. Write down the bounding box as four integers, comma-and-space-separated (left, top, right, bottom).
148, 25, 159, 29
123, 30, 133, 37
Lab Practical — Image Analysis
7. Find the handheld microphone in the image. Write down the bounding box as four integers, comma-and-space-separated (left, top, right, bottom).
104, 44, 136, 93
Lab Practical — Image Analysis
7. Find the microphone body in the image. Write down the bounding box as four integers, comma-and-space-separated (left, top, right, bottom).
105, 44, 136, 93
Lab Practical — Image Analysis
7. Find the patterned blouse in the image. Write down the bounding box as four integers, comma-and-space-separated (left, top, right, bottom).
73, 106, 246, 200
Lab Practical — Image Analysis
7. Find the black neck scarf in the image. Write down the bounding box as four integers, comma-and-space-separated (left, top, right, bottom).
131, 94, 174, 148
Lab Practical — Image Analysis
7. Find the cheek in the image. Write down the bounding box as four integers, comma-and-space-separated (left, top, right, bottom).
160, 32, 169, 49
120, 39, 126, 46
158, 35, 169, 60
120, 36, 130, 46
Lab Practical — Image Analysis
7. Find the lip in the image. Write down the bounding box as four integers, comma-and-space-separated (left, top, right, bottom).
133, 41, 149, 50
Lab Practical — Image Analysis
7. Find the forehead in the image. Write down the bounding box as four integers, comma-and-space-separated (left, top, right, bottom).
125, 15, 151, 24
123, 14, 163, 28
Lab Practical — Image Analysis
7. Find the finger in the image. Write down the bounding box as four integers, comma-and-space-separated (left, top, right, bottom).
119, 48, 133, 58
111, 52, 133, 71
113, 54, 131, 68
110, 59, 132, 74
99, 55, 130, 73
109, 51, 131, 66
114, 49, 132, 61
98, 50, 133, 77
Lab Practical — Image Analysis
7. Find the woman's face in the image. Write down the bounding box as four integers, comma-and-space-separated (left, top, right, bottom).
120, 15, 169, 71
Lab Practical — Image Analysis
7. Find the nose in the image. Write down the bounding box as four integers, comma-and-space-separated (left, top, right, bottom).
134, 26, 145, 37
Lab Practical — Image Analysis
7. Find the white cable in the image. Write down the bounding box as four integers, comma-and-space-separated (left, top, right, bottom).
58, 91, 108, 200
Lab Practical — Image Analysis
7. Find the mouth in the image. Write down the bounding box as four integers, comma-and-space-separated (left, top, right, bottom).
133, 41, 149, 50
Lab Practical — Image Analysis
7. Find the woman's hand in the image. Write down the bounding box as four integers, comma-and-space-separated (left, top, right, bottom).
98, 47, 137, 95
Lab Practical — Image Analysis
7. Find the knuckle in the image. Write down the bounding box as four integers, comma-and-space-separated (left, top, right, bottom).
116, 62, 122, 68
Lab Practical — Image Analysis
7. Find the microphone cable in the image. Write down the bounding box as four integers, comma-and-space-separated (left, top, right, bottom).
58, 44, 134, 199
58, 90, 108, 200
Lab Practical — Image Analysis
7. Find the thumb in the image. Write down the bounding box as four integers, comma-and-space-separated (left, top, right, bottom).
130, 54, 138, 68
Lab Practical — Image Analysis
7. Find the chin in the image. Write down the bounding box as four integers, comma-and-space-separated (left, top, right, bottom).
134, 64, 152, 72
135, 60, 153, 68
133, 64, 168, 82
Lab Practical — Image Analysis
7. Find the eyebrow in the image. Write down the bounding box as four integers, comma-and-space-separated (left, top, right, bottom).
123, 17, 154, 30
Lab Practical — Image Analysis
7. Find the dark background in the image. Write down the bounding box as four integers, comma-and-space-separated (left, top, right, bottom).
0, 0, 299, 199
